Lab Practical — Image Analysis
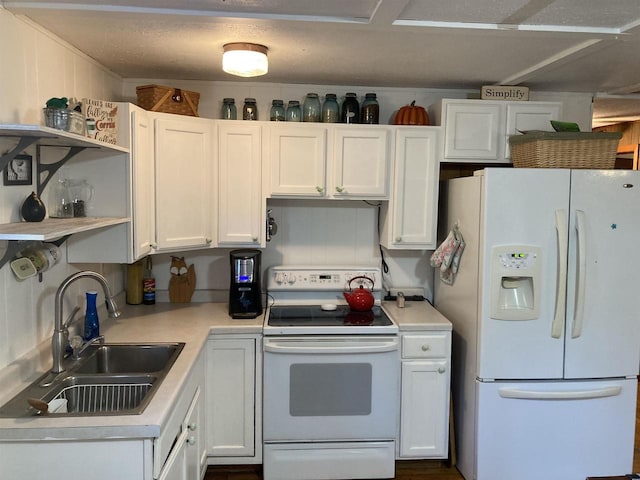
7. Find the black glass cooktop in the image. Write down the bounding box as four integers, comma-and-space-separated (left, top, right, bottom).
268, 305, 392, 327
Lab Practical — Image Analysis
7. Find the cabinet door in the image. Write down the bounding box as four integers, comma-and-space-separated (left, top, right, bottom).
159, 429, 189, 480
269, 124, 326, 196
154, 116, 213, 251
205, 338, 256, 458
504, 102, 562, 158
332, 126, 390, 197
218, 123, 262, 245
131, 109, 155, 259
185, 387, 205, 480
400, 359, 450, 458
387, 128, 440, 249
443, 101, 502, 160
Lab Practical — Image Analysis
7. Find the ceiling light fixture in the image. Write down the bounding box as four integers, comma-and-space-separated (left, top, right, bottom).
222, 43, 269, 77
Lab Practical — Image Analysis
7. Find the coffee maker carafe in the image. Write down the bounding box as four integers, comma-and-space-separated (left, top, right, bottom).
229, 249, 263, 319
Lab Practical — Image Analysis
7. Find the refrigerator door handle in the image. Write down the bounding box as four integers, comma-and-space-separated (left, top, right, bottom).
499, 385, 622, 400
551, 209, 568, 339
572, 210, 587, 338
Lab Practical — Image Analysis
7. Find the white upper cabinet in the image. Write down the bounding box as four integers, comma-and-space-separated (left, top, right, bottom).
154, 114, 214, 251
130, 108, 155, 259
266, 124, 390, 199
268, 124, 327, 196
217, 122, 263, 246
432, 99, 562, 163
332, 126, 390, 198
381, 127, 441, 250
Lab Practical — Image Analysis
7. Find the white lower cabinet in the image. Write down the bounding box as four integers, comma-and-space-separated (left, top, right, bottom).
0, 348, 206, 480
205, 335, 262, 464
159, 387, 206, 480
399, 331, 451, 459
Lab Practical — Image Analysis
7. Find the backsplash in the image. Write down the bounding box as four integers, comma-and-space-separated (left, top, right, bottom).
150, 199, 435, 302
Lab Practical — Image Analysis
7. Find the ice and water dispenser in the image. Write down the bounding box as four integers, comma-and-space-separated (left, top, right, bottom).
490, 245, 541, 320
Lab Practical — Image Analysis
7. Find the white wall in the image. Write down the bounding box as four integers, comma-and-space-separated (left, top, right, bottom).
0, 9, 124, 401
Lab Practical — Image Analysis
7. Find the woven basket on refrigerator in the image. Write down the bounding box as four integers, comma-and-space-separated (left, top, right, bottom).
508, 131, 622, 169
136, 84, 200, 116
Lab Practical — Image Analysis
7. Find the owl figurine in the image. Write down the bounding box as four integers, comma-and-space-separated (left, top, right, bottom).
168, 256, 196, 303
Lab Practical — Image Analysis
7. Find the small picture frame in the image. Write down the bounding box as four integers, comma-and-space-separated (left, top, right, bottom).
3, 154, 33, 186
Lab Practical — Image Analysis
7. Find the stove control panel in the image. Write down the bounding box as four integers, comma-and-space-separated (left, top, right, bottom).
268, 266, 380, 291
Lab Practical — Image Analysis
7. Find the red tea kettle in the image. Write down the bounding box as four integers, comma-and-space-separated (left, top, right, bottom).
343, 276, 375, 311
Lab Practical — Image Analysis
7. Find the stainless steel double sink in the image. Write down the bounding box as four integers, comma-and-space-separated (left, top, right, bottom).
0, 343, 184, 417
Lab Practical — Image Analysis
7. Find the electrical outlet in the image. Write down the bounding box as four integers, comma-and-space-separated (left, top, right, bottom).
389, 287, 424, 298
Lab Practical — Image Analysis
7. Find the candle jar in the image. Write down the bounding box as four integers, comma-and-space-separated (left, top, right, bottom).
322, 94, 340, 123
221, 98, 237, 120
243, 98, 258, 120
361, 93, 379, 124
303, 93, 321, 122
286, 101, 302, 122
341, 93, 360, 124
270, 99, 286, 121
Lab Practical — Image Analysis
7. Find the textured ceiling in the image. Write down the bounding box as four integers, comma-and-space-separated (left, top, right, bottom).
5, 0, 640, 125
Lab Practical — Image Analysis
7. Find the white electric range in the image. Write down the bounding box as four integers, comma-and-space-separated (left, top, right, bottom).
262, 266, 400, 480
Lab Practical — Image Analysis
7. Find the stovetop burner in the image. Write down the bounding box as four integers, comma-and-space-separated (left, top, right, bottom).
264, 265, 398, 335
268, 305, 392, 327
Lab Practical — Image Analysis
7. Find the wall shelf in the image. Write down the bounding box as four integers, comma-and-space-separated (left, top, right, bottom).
0, 217, 129, 241
0, 124, 131, 271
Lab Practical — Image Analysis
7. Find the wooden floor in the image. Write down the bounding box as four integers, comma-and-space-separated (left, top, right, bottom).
206, 383, 640, 480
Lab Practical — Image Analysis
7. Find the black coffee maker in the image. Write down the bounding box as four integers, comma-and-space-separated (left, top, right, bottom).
229, 249, 263, 319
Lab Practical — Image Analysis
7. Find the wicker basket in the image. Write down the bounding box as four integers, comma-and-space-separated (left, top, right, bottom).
136, 84, 200, 116
509, 131, 622, 169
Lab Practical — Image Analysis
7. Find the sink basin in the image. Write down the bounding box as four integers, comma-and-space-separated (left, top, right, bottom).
46, 374, 158, 414
0, 342, 185, 417
75, 343, 183, 374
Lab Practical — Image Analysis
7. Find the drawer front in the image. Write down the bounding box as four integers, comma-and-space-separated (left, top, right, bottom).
402, 333, 449, 358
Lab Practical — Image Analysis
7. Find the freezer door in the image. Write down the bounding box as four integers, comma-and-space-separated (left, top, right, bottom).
564, 170, 640, 379
479, 169, 570, 379
475, 378, 637, 480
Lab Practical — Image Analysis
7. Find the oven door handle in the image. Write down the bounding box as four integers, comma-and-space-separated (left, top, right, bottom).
264, 339, 399, 354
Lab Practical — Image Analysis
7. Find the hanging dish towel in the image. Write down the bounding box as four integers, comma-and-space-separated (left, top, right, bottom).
430, 224, 465, 285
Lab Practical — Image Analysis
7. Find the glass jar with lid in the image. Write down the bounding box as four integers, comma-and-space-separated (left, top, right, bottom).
322, 94, 339, 123
286, 101, 302, 122
303, 93, 321, 122
361, 93, 379, 124
341, 93, 360, 124
270, 99, 286, 121
221, 98, 237, 120
243, 98, 258, 120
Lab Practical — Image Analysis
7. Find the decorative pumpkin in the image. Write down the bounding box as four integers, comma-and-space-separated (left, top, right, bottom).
393, 101, 430, 126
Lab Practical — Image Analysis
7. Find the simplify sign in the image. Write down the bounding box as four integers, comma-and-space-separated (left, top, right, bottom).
481, 85, 529, 101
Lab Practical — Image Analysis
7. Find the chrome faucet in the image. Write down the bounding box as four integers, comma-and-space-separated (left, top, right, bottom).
51, 271, 121, 375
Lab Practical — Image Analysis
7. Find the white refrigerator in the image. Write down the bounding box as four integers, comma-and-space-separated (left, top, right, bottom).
434, 168, 640, 480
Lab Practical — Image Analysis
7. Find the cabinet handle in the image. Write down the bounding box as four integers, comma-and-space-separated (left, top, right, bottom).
438, 367, 446, 374
421, 344, 430, 351
252, 236, 258, 242
395, 237, 402, 242
335, 186, 344, 193
188, 422, 197, 431
316, 186, 324, 193
150, 243, 157, 249
187, 436, 196, 446
206, 238, 212, 244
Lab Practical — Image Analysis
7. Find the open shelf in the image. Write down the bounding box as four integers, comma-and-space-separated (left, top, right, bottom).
0, 124, 128, 153
0, 217, 129, 241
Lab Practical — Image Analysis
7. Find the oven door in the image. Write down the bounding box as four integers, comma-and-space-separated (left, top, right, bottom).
263, 335, 400, 442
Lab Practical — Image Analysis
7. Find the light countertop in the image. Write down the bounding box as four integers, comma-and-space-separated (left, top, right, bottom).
0, 299, 450, 441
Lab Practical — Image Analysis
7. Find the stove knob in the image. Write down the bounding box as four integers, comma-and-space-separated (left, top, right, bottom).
275, 272, 286, 284
287, 275, 296, 285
